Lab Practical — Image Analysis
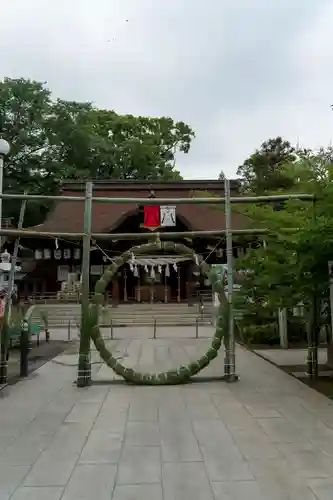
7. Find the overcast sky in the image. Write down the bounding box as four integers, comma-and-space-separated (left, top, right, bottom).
1, 0, 333, 179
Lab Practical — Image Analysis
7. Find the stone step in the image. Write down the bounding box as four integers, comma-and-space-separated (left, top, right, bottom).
31, 303, 214, 327
32, 308, 211, 316
33, 302, 209, 308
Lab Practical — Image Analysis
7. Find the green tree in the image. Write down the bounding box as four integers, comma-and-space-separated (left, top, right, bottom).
0, 77, 195, 226
234, 156, 333, 368
0, 78, 54, 226
237, 137, 297, 194
280, 146, 333, 193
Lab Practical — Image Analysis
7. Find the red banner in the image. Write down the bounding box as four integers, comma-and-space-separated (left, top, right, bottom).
144, 205, 160, 228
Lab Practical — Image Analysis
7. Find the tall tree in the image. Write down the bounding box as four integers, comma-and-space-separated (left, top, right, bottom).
237, 137, 297, 194
0, 77, 195, 226
234, 156, 333, 366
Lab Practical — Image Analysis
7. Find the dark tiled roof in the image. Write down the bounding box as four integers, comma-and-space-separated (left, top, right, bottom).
27, 180, 250, 233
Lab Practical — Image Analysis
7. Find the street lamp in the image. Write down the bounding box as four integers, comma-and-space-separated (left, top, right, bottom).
0, 139, 10, 156
0, 138, 10, 250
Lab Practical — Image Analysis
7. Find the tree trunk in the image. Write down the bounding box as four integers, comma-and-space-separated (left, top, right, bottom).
306, 295, 320, 378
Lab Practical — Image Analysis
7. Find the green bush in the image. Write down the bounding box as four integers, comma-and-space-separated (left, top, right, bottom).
240, 313, 307, 346
242, 323, 279, 345
287, 315, 307, 344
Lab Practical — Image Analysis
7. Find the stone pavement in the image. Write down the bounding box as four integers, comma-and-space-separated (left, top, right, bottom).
253, 347, 328, 367
0, 327, 333, 499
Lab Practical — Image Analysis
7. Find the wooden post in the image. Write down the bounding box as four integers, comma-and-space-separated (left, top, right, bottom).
77, 182, 92, 387
164, 269, 168, 303
0, 197, 27, 384
137, 268, 141, 302
177, 267, 180, 303
113, 278, 119, 306
150, 281, 154, 303
124, 269, 127, 302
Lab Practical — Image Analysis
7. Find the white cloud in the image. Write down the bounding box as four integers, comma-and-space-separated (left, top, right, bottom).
0, 0, 332, 179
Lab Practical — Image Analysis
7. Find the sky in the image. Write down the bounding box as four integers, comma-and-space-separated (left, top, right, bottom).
1, 0, 333, 179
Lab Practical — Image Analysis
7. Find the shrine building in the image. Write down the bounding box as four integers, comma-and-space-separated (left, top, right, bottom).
13, 180, 252, 303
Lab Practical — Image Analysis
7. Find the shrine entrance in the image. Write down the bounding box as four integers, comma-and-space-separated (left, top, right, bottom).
109, 254, 195, 303
125, 255, 192, 303
101, 203, 200, 304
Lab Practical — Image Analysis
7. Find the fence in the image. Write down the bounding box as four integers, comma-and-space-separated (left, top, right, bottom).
65, 317, 211, 342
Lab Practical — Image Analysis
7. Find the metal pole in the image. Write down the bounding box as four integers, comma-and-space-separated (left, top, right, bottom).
224, 178, 237, 382
0, 198, 27, 384
77, 182, 93, 387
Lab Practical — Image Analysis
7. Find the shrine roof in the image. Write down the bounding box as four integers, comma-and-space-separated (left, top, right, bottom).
27, 179, 250, 234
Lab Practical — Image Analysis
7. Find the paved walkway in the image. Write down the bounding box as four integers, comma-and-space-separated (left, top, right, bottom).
253, 347, 328, 367
0, 328, 333, 499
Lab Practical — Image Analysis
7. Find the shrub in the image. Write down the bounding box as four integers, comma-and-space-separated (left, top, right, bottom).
242, 322, 279, 345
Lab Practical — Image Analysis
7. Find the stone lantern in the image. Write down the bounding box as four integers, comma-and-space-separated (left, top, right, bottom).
0, 250, 21, 293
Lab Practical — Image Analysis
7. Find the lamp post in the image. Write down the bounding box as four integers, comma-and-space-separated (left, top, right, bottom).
0, 139, 10, 251
0, 139, 10, 384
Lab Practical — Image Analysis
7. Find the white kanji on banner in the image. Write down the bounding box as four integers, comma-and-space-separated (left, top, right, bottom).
160, 206, 176, 227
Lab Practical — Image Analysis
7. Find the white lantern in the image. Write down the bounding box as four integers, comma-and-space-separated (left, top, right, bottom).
35, 249, 43, 260
54, 249, 61, 260
44, 249, 51, 260
0, 250, 10, 264
63, 248, 71, 259
74, 248, 81, 260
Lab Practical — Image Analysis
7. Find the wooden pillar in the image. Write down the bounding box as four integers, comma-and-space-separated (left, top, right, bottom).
113, 278, 119, 306
177, 267, 181, 303
124, 269, 127, 302
137, 271, 141, 302
164, 269, 168, 303
186, 264, 193, 305
150, 280, 154, 303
